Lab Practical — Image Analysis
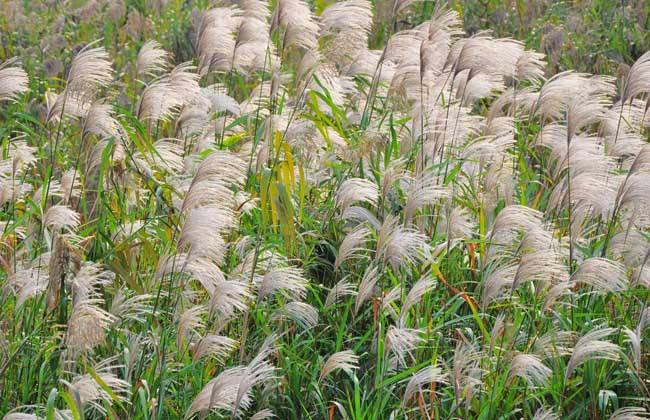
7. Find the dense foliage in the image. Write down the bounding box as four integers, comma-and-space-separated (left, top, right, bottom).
1, 1, 650, 419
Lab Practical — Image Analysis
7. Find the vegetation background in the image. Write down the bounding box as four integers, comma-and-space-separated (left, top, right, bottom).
1, 0, 650, 419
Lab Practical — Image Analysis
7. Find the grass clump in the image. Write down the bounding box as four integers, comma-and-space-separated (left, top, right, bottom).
0, 1, 650, 419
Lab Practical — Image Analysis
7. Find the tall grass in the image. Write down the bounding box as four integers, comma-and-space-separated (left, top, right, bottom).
0, 1, 649, 419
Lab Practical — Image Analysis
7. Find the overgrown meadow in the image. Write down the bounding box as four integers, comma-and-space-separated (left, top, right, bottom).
1, 0, 650, 419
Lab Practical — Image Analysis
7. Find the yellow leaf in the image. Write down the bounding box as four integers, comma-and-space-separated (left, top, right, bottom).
269, 181, 279, 231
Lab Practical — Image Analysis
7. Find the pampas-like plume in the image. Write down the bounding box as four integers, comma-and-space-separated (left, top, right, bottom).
462, 131, 515, 168
451, 341, 483, 408
43, 205, 80, 231
513, 248, 569, 291
623, 327, 642, 372
45, 235, 81, 311
186, 335, 276, 418
178, 207, 234, 262
392, 0, 421, 15
296, 54, 354, 109
9, 256, 50, 307
233, 0, 275, 75
321, 32, 368, 76
402, 365, 447, 406
355, 264, 379, 314
487, 205, 543, 261
232, 334, 278, 416
335, 226, 372, 269
208, 279, 252, 321
273, 301, 319, 329
177, 305, 206, 349
633, 261, 650, 288
486, 86, 538, 121
192, 335, 238, 363
336, 178, 379, 210
109, 288, 152, 324
507, 353, 552, 387
621, 51, 650, 104
514, 50, 546, 84
325, 278, 357, 308
382, 285, 402, 319
271, 0, 319, 51
542, 282, 573, 313
376, 215, 430, 272
533, 329, 576, 359
177, 88, 237, 137
609, 407, 649, 420
549, 171, 619, 240
452, 34, 525, 80
191, 150, 248, 187
566, 91, 612, 139
65, 45, 114, 96
624, 308, 650, 372
143, 138, 186, 174
399, 275, 435, 325
156, 254, 227, 296
490, 204, 543, 236
132, 137, 185, 177
618, 173, 650, 210
85, 136, 126, 179
385, 326, 423, 367
136, 40, 170, 78
137, 63, 200, 122
319, 0, 372, 69
565, 327, 620, 378
616, 135, 650, 174
3, 137, 37, 176
572, 257, 628, 294
537, 126, 609, 179
403, 172, 448, 222
380, 158, 406, 201
3, 413, 43, 420
425, 6, 464, 54
47, 45, 113, 122
454, 70, 505, 104
250, 409, 276, 420
180, 180, 240, 217
186, 85, 241, 120
341, 206, 381, 230
489, 313, 507, 354
196, 7, 242, 76
65, 298, 116, 355
0, 58, 29, 102
438, 206, 476, 243
601, 101, 648, 152
319, 0, 373, 38
481, 263, 517, 308
186, 366, 249, 418
46, 90, 90, 122
386, 29, 429, 101
70, 262, 115, 304
82, 102, 123, 140
533, 407, 560, 420
534, 72, 615, 122
414, 101, 482, 161
0, 179, 32, 206
319, 350, 359, 381
62, 358, 130, 415
258, 266, 308, 301
482, 159, 518, 214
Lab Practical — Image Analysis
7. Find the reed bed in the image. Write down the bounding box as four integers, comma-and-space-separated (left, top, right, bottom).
0, 1, 649, 418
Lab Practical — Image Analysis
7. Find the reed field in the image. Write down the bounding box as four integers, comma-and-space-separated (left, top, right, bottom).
1, 0, 650, 418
